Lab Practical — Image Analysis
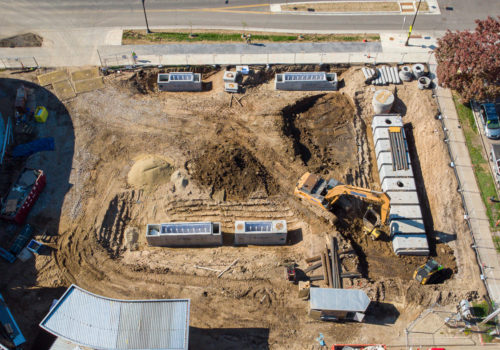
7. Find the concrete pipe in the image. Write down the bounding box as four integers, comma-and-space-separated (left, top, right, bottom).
412, 63, 426, 78
417, 76, 431, 90
399, 65, 413, 82
372, 89, 394, 114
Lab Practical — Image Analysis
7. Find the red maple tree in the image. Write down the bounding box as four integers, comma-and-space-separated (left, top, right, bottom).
435, 16, 500, 103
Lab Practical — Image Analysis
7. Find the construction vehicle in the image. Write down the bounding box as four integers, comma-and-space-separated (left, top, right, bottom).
362, 206, 384, 240
413, 259, 443, 285
294, 172, 391, 225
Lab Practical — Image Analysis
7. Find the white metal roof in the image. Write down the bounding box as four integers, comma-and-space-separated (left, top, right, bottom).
40, 285, 190, 350
310, 288, 370, 312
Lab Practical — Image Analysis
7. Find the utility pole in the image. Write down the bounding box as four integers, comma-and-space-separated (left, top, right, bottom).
142, 0, 152, 34
405, 0, 422, 46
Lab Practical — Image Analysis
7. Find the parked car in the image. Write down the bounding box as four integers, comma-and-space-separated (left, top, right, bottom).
479, 103, 500, 139
491, 144, 500, 185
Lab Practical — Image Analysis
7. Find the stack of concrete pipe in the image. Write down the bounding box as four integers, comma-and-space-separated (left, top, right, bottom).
412, 64, 426, 78
399, 66, 413, 82
417, 76, 432, 90
362, 66, 401, 86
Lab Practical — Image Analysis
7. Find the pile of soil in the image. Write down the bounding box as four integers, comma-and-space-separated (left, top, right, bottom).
127, 155, 174, 188
0, 33, 43, 47
281, 93, 357, 175
191, 141, 278, 200
127, 69, 158, 94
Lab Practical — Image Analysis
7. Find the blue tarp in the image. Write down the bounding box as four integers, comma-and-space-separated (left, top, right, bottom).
12, 137, 54, 157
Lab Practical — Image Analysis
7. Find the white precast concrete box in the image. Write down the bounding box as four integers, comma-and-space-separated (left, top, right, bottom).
390, 219, 426, 236
157, 72, 202, 92
382, 178, 417, 192
372, 113, 429, 256
146, 222, 222, 247
223, 71, 241, 83
392, 234, 429, 256
234, 220, 287, 245
275, 72, 338, 91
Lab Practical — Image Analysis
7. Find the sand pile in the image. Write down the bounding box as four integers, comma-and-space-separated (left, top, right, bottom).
127, 155, 174, 188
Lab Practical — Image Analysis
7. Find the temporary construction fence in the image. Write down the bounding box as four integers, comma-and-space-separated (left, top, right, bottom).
1, 50, 435, 69
0, 56, 38, 69
111, 51, 436, 67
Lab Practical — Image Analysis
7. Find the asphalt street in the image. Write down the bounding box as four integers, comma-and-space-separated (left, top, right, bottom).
0, 0, 498, 35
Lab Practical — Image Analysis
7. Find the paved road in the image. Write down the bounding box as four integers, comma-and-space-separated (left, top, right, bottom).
0, 0, 498, 35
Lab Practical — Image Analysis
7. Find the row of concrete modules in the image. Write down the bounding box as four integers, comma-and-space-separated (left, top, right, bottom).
372, 114, 429, 256
157, 71, 339, 92
146, 220, 287, 247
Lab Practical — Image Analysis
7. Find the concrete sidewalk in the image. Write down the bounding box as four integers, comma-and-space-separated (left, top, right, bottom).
432, 65, 500, 306
0, 28, 438, 68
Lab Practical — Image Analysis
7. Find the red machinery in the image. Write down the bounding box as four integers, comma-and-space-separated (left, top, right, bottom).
0, 168, 46, 224
332, 345, 386, 350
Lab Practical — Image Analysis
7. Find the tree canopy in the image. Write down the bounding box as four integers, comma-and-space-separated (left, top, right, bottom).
435, 16, 500, 103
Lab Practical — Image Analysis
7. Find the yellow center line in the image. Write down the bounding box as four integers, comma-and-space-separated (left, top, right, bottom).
148, 3, 270, 13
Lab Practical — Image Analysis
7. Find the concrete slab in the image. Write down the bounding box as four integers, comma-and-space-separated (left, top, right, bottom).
52, 80, 76, 100
71, 68, 100, 82
389, 204, 422, 220
73, 77, 104, 94
390, 219, 426, 236
392, 234, 429, 256
37, 70, 68, 86
382, 177, 417, 192
386, 190, 419, 205
379, 164, 414, 182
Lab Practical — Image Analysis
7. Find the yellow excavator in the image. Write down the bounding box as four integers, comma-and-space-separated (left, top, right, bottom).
294, 172, 390, 239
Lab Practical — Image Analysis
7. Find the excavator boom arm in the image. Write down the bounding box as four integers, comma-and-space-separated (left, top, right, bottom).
324, 185, 390, 224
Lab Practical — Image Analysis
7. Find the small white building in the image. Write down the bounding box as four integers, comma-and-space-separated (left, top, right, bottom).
309, 288, 370, 322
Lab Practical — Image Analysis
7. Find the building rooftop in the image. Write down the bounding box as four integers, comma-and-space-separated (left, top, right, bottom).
310, 288, 370, 312
40, 285, 190, 350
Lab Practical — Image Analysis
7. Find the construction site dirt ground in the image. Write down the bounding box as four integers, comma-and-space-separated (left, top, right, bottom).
0, 65, 485, 349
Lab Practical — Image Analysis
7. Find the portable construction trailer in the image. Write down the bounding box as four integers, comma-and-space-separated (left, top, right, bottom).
275, 72, 338, 91
146, 222, 222, 247
234, 220, 287, 245
157, 72, 202, 92
309, 288, 370, 322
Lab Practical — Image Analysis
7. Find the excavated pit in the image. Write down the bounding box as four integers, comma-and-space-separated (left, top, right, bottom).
281, 93, 358, 180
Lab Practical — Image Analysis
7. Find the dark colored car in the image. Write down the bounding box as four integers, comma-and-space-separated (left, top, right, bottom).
480, 103, 500, 139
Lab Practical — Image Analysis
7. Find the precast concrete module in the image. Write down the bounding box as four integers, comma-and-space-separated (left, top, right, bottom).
399, 66, 413, 82
157, 72, 202, 92
223, 70, 241, 83
371, 114, 429, 256
234, 220, 287, 245
275, 72, 338, 91
146, 222, 222, 247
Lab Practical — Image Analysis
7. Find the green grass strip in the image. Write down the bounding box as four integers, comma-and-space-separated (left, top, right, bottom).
122, 30, 379, 43
453, 94, 500, 229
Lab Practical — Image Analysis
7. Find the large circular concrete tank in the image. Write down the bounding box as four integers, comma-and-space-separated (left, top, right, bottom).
372, 89, 394, 114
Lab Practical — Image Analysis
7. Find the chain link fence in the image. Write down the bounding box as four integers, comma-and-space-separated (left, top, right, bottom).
0, 56, 39, 69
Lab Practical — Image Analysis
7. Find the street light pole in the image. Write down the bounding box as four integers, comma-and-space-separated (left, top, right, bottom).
405, 0, 422, 46
141, 0, 152, 34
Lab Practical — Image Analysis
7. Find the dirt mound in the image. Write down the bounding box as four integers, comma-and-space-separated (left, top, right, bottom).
126, 69, 158, 94
281, 93, 357, 176
127, 155, 174, 188
191, 141, 278, 200
0, 33, 43, 47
